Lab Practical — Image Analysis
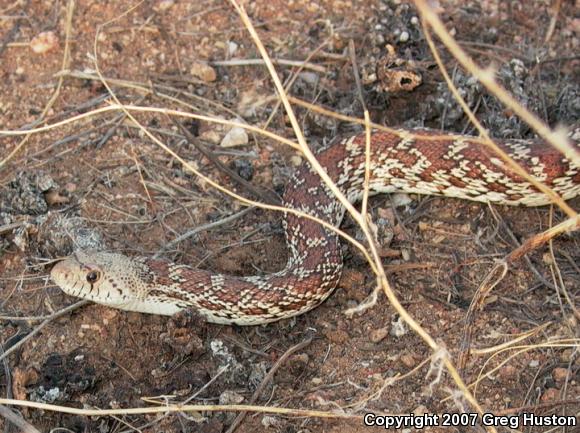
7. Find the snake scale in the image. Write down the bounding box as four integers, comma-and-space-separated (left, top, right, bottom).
51, 129, 580, 325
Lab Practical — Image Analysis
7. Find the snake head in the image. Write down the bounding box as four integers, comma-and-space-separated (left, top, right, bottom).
51, 251, 123, 302
50, 251, 174, 314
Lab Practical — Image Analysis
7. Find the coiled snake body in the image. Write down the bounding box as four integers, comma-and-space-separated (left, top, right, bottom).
51, 129, 580, 325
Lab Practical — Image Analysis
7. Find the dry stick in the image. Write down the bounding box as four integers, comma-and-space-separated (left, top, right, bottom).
414, 0, 580, 173
442, 339, 580, 404
0, 405, 41, 433
262, 40, 330, 131
170, 117, 280, 205
547, 214, 580, 321
0, 337, 13, 433
469, 322, 551, 356
345, 40, 380, 313
347, 39, 371, 217
348, 357, 432, 410
0, 221, 27, 236
210, 58, 326, 73
0, 0, 28, 57
0, 105, 300, 151
0, 0, 75, 170
134, 366, 229, 432
506, 216, 580, 263
0, 300, 89, 362
153, 207, 254, 259
0, 398, 362, 420
458, 262, 508, 370
227, 2, 494, 431
55, 69, 242, 121
225, 335, 313, 433
544, 0, 562, 44
471, 341, 579, 397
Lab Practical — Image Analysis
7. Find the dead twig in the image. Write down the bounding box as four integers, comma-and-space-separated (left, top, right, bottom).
210, 58, 326, 73
153, 207, 254, 259
225, 335, 313, 433
170, 117, 280, 205
0, 405, 41, 433
0, 300, 90, 362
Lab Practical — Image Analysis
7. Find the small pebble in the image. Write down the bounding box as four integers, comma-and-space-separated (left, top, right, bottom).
30, 31, 59, 54
413, 405, 428, 416
540, 388, 559, 402
156, 0, 174, 11
370, 327, 389, 343
227, 41, 238, 56
261, 416, 283, 428
220, 126, 248, 147
400, 353, 416, 368
399, 31, 409, 43
290, 155, 302, 167
64, 182, 77, 193
498, 365, 518, 379
390, 316, 408, 337
552, 367, 568, 383
190, 61, 217, 82
323, 329, 349, 344
219, 390, 244, 405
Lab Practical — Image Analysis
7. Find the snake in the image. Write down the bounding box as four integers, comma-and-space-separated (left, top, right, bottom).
50, 129, 580, 325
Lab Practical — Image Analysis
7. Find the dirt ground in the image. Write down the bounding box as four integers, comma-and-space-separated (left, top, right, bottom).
0, 0, 579, 432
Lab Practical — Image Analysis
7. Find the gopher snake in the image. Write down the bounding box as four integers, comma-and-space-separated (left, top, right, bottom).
51, 129, 579, 325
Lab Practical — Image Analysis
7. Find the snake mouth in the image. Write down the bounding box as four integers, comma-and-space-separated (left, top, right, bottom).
50, 258, 81, 294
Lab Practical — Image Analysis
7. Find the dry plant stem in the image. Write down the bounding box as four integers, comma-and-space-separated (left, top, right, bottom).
347, 39, 371, 218
230, 2, 497, 429
470, 322, 551, 355
458, 262, 508, 369
0, 405, 41, 433
0, 398, 362, 420
544, 0, 562, 44
414, 0, 580, 166
170, 117, 279, 205
138, 366, 228, 429
441, 339, 579, 403
472, 341, 579, 396
506, 215, 580, 262
348, 357, 431, 410
153, 207, 254, 259
210, 58, 326, 73
0, 0, 75, 170
57, 69, 243, 120
421, 21, 576, 218
226, 335, 313, 433
547, 214, 580, 320
263, 40, 329, 131
0, 104, 301, 150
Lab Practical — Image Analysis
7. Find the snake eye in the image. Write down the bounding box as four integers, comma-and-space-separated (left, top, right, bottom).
86, 270, 101, 284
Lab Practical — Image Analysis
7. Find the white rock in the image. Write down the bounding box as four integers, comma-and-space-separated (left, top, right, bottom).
220, 126, 249, 148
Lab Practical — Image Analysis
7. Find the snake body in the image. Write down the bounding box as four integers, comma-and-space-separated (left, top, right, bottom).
51, 129, 580, 325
